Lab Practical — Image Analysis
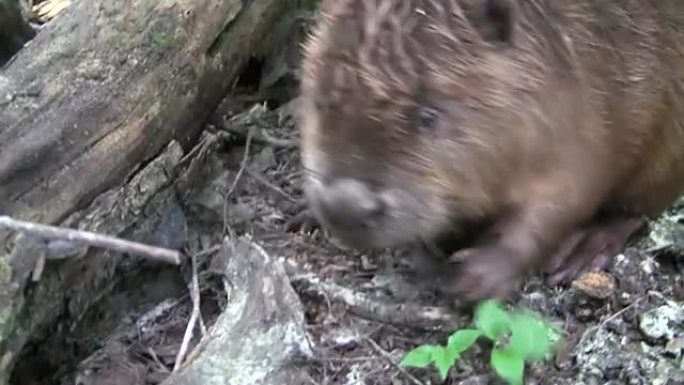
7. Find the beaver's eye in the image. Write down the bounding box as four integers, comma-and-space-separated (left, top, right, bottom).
417, 106, 440, 130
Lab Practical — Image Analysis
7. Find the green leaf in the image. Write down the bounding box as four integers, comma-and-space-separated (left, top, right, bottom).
474, 300, 511, 341
491, 347, 525, 385
399, 345, 440, 368
431, 346, 453, 381
508, 311, 551, 362
446, 328, 481, 357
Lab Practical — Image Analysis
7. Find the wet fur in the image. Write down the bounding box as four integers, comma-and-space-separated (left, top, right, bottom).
298, 0, 684, 299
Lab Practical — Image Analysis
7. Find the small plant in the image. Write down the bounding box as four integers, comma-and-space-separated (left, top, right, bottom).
399, 300, 561, 385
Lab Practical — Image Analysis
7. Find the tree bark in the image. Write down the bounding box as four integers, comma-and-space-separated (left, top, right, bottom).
0, 0, 295, 228
0, 0, 35, 65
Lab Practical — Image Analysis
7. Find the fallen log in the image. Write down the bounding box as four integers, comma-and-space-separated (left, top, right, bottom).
0, 0, 295, 228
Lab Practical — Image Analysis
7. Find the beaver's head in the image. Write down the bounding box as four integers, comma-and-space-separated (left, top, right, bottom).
298, 0, 553, 250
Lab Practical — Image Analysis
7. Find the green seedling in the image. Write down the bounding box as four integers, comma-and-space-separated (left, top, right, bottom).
399, 300, 562, 384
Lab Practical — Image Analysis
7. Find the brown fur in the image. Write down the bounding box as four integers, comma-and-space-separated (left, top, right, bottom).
297, 0, 684, 300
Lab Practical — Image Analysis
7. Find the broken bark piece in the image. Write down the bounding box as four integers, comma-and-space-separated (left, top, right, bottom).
160, 236, 313, 385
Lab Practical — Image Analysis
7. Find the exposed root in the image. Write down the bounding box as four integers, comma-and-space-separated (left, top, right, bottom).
288, 270, 460, 331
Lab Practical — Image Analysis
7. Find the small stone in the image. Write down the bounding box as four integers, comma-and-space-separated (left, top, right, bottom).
603, 354, 623, 380
638, 304, 684, 341
322, 329, 359, 351
360, 254, 377, 271
665, 335, 684, 357
572, 271, 617, 299
640, 257, 658, 275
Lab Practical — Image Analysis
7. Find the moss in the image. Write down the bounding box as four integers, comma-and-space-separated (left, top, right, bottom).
0, 257, 11, 284
300, 0, 321, 11
0, 255, 17, 345
0, 254, 15, 334
144, 13, 177, 53
150, 32, 173, 51
0, 306, 13, 338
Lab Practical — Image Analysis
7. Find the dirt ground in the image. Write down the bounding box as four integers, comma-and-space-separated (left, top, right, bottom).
7, 9, 684, 385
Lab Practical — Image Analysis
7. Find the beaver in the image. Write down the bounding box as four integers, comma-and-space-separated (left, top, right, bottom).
297, 0, 684, 301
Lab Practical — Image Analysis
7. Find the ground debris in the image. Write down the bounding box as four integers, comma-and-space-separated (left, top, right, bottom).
160, 236, 313, 385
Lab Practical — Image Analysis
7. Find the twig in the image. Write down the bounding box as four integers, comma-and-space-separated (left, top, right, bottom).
248, 237, 273, 261
0, 216, 182, 265
576, 297, 643, 350
173, 252, 202, 371
193, 244, 222, 259
363, 336, 426, 385
31, 248, 46, 281
221, 124, 297, 148
226, 129, 253, 198
223, 128, 253, 234
598, 298, 642, 330
246, 168, 298, 203
147, 347, 171, 374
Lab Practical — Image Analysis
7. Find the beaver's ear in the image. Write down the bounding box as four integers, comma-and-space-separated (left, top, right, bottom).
464, 0, 516, 44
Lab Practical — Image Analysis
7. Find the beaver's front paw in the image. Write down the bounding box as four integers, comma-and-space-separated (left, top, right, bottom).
439, 246, 524, 302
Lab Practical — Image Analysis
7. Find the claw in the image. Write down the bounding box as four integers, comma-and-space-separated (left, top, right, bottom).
439, 246, 523, 302
545, 217, 646, 286
284, 209, 320, 233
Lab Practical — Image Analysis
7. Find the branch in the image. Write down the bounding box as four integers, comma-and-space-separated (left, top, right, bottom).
0, 215, 183, 265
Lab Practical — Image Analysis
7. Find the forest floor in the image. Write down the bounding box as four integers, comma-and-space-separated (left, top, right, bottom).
7, 3, 684, 384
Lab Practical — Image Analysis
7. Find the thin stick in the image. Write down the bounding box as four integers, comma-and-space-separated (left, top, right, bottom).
173, 252, 202, 371
221, 124, 296, 148
363, 336, 426, 385
147, 347, 171, 374
223, 128, 253, 234
576, 297, 643, 350
226, 129, 253, 199
246, 169, 298, 203
0, 216, 182, 265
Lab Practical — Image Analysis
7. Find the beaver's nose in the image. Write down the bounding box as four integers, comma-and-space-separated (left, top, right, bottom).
317, 178, 385, 230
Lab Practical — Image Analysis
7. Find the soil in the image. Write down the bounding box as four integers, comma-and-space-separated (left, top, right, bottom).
7, 9, 684, 385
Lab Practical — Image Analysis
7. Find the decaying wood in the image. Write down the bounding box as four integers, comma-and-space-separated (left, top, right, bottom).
0, 0, 296, 230
160, 236, 313, 385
